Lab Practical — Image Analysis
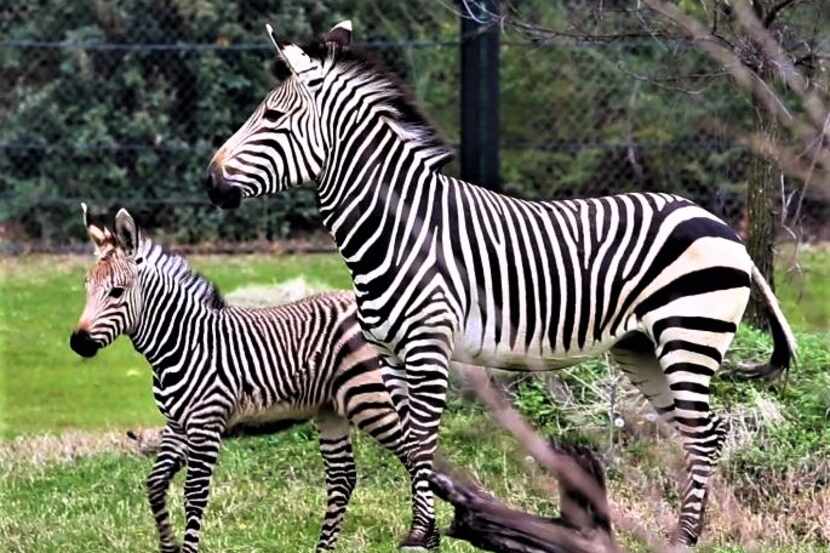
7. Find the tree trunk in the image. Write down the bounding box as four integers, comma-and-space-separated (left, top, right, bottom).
744, 102, 778, 329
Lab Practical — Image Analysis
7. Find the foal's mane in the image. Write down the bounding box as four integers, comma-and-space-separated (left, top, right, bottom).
140, 239, 225, 309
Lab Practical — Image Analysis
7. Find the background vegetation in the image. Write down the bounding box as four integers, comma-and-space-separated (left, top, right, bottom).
4, 0, 818, 245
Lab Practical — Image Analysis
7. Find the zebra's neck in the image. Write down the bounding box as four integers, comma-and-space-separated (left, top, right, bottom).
316, 116, 452, 277
129, 263, 221, 370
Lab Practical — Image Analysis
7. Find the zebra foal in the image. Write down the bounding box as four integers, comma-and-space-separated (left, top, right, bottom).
205, 21, 797, 549
69, 205, 417, 553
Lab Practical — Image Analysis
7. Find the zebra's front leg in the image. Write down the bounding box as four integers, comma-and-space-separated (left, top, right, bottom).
181, 424, 223, 553
147, 425, 187, 553
398, 339, 451, 552
379, 353, 410, 444
315, 413, 358, 551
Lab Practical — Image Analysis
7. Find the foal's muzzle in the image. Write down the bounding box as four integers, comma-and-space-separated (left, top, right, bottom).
206, 165, 242, 210
70, 330, 100, 358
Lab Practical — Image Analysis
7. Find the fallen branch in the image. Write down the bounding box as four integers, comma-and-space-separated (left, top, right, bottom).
431, 442, 618, 553
431, 366, 623, 553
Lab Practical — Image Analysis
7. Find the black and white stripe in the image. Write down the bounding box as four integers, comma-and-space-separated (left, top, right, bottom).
70, 209, 419, 553
206, 22, 797, 549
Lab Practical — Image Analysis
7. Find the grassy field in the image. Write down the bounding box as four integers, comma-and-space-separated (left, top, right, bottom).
1, 250, 829, 552
773, 244, 830, 331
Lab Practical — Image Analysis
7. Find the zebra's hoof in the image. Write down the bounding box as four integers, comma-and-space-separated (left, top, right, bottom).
399, 525, 440, 551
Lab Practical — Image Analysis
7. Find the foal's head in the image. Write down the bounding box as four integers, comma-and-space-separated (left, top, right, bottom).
70, 205, 144, 358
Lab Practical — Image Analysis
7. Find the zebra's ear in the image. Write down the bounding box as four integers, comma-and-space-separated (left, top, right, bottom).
114, 208, 141, 257
266, 24, 318, 78
324, 20, 352, 48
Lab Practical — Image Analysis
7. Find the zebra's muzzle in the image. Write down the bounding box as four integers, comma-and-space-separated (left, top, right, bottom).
70, 330, 100, 358
206, 172, 242, 210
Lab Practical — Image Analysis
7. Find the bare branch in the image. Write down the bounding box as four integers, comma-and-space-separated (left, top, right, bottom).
431, 365, 627, 553
763, 0, 809, 27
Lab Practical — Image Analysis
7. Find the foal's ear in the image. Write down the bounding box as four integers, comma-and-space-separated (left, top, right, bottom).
324, 20, 352, 48
81, 202, 113, 256
114, 208, 141, 257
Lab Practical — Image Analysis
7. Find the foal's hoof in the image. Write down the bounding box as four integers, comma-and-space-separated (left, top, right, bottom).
399, 524, 440, 551
668, 529, 696, 552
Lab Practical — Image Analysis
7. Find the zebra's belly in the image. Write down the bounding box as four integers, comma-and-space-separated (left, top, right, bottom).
227, 397, 321, 431
453, 333, 621, 371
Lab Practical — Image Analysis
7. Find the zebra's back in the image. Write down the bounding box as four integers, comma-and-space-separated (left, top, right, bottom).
360, 188, 752, 370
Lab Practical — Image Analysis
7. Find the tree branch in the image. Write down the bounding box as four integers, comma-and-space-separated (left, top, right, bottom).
764, 0, 808, 27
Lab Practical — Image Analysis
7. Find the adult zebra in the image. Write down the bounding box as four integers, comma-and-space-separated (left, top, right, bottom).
206, 21, 797, 548
69, 206, 421, 553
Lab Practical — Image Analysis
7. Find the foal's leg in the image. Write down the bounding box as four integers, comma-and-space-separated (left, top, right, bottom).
146, 424, 187, 553
340, 372, 427, 550
315, 413, 357, 551
181, 423, 223, 553
378, 352, 410, 442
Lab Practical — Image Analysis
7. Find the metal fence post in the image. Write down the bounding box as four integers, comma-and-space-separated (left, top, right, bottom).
460, 0, 500, 191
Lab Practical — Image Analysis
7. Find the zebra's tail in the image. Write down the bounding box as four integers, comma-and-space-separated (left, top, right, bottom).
728, 263, 798, 381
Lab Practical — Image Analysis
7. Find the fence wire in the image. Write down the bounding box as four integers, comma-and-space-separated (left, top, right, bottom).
1, 1, 826, 249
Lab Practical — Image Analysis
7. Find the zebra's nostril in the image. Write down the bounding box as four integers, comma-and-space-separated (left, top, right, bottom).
206, 172, 242, 210
70, 330, 99, 358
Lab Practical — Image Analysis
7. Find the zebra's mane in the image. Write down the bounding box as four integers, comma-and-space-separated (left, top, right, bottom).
296, 40, 454, 168
138, 238, 225, 310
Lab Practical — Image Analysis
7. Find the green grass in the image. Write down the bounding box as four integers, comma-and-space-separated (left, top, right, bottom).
774, 246, 830, 331
0, 408, 609, 553
1, 408, 826, 553
0, 414, 491, 553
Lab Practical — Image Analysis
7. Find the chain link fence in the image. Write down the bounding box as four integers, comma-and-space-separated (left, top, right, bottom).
1, 1, 827, 251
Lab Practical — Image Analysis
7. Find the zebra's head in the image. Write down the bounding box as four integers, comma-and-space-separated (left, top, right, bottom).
206, 21, 353, 209
70, 204, 144, 358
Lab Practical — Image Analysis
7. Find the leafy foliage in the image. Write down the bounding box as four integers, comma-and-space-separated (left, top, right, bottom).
1, 0, 766, 243
0, 1, 455, 242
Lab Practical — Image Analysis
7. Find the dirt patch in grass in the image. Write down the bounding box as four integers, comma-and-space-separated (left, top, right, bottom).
615, 466, 830, 548
0, 428, 161, 467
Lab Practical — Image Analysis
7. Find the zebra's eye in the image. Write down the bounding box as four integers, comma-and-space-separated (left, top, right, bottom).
109, 287, 124, 299
263, 108, 285, 123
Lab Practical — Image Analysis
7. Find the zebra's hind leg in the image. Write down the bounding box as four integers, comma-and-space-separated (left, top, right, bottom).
612, 328, 729, 547
315, 413, 358, 552
656, 322, 731, 547
146, 424, 187, 553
